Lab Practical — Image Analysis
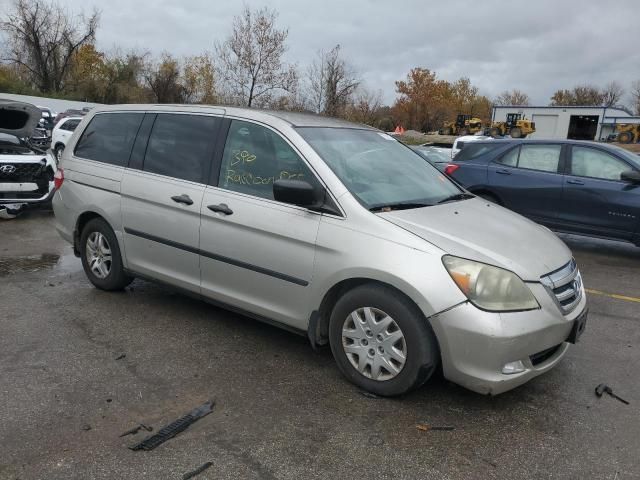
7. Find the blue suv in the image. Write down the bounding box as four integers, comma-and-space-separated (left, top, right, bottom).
445, 140, 640, 246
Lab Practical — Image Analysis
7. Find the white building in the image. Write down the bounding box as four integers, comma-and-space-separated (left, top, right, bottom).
491, 105, 640, 141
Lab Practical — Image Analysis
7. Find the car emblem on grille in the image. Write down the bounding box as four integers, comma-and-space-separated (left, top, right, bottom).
0, 165, 17, 174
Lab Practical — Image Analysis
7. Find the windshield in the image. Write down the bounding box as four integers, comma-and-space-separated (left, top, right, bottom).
297, 128, 463, 209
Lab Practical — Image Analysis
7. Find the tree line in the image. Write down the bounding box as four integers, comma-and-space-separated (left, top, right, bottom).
1, 0, 639, 132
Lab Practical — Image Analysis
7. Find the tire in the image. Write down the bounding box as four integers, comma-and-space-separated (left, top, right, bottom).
80, 218, 133, 290
54, 144, 64, 162
329, 284, 439, 396
617, 131, 633, 144
459, 128, 469, 136
510, 127, 522, 138
441, 127, 452, 136
489, 127, 501, 137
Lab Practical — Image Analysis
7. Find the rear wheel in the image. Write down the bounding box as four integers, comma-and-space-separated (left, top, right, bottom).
441, 127, 452, 136
459, 128, 469, 136
617, 131, 633, 144
510, 127, 523, 138
489, 127, 501, 137
80, 218, 133, 290
329, 284, 439, 396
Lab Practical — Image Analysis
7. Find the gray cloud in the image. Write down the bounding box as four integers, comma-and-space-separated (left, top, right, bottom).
11, 0, 640, 105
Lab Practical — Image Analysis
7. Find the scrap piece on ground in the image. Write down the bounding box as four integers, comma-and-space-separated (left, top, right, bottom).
182, 462, 213, 480
129, 401, 215, 451
416, 424, 455, 432
595, 384, 630, 405
120, 423, 153, 437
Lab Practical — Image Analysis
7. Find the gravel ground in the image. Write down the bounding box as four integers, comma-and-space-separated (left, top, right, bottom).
1, 211, 638, 480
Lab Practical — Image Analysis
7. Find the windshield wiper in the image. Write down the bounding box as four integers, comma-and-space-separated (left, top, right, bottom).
436, 193, 475, 205
369, 202, 433, 212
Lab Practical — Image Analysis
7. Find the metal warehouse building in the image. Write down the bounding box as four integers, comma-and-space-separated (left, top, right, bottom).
491, 105, 640, 141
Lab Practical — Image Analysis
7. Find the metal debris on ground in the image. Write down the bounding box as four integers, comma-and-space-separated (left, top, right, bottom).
595, 384, 629, 405
182, 462, 213, 480
81, 424, 92, 431
416, 424, 455, 432
119, 423, 153, 437
115, 354, 126, 360
129, 401, 215, 451
360, 391, 381, 399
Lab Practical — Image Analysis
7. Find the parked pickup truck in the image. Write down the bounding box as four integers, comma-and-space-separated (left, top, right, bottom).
0, 100, 58, 219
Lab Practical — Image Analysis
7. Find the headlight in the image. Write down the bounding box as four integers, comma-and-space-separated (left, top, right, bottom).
442, 255, 539, 312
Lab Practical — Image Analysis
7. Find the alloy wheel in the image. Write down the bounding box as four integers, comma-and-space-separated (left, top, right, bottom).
85, 232, 112, 279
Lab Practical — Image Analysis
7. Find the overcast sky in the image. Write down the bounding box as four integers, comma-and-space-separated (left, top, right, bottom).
3, 0, 639, 106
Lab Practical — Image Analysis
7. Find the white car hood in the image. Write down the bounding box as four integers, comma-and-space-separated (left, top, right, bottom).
0, 100, 41, 138
379, 198, 572, 281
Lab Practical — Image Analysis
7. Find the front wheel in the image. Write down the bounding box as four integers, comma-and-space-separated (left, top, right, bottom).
329, 284, 439, 396
510, 127, 522, 138
617, 131, 633, 144
80, 218, 133, 290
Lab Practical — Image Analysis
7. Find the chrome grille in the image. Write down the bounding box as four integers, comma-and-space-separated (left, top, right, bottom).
541, 259, 583, 314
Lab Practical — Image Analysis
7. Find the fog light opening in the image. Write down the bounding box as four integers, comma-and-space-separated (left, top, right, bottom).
502, 360, 526, 375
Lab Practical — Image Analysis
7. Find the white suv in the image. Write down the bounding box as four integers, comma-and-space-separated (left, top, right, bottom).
52, 105, 587, 396
51, 117, 82, 162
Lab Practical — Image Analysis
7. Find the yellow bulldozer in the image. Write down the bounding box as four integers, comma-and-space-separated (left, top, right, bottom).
439, 114, 483, 136
489, 113, 536, 138
615, 124, 640, 143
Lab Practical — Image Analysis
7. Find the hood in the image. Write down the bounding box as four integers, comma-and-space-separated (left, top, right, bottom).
0, 100, 41, 139
379, 198, 572, 281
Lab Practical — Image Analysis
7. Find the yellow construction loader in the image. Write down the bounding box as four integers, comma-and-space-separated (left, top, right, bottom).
616, 124, 640, 143
489, 113, 535, 138
439, 114, 483, 136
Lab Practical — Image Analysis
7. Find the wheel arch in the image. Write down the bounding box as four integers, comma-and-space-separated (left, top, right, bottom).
74, 211, 108, 255
308, 277, 441, 355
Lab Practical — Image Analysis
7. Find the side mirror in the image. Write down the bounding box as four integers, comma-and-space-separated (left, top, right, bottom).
620, 170, 640, 184
273, 179, 323, 208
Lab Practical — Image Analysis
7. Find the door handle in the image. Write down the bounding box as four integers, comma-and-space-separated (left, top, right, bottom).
566, 179, 584, 185
207, 203, 233, 215
171, 194, 194, 205
496, 169, 512, 175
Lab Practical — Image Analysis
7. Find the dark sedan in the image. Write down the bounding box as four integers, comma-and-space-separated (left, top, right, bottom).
445, 139, 640, 246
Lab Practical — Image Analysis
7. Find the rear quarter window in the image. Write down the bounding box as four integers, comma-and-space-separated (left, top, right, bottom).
455, 143, 501, 161
74, 112, 144, 166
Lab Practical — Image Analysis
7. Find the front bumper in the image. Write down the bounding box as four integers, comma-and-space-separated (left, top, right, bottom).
430, 282, 587, 395
0, 180, 56, 205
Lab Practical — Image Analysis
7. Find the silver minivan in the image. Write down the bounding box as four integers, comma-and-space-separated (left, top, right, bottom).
53, 105, 588, 396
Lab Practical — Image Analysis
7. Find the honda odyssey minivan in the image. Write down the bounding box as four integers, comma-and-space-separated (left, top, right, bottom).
53, 105, 588, 396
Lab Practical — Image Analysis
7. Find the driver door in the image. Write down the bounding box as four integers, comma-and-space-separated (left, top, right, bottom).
199, 119, 323, 329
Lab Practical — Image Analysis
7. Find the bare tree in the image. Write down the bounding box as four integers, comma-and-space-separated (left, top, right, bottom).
305, 49, 328, 113
323, 45, 360, 117
214, 6, 297, 107
346, 87, 382, 125
494, 89, 530, 106
631, 80, 640, 115
550, 85, 603, 106
601, 81, 624, 107
144, 53, 183, 103
1, 0, 99, 93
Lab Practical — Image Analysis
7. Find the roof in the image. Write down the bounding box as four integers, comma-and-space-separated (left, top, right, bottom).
493, 105, 634, 116
89, 103, 375, 130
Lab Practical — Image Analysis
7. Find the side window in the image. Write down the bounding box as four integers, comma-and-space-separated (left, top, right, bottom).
497, 146, 519, 166
517, 144, 561, 173
570, 146, 630, 181
65, 119, 81, 132
74, 113, 144, 166
456, 143, 500, 161
143, 114, 218, 183
218, 120, 319, 200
